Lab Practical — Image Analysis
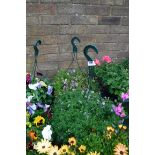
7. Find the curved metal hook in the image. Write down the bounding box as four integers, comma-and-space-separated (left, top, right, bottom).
83, 45, 98, 61
71, 37, 80, 53
33, 40, 41, 57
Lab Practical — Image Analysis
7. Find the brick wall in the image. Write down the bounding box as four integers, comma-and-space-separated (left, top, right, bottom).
26, 0, 129, 77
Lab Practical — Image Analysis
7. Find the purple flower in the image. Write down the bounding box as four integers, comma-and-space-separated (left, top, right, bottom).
112, 103, 126, 118
26, 102, 37, 115
121, 92, 129, 101
36, 82, 42, 89
120, 112, 126, 118
113, 103, 122, 116
36, 102, 44, 108
36, 103, 50, 112
47, 86, 53, 95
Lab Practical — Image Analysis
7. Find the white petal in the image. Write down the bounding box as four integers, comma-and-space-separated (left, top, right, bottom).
28, 84, 37, 90
27, 96, 34, 102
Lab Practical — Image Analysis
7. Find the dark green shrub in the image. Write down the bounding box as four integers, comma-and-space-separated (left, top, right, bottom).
95, 59, 129, 100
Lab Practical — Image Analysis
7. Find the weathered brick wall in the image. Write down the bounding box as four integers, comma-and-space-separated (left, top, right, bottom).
26, 0, 129, 77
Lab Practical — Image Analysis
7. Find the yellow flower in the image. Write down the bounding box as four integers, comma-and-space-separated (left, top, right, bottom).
60, 145, 69, 154
34, 139, 51, 154
87, 151, 100, 155
123, 126, 127, 130
68, 137, 76, 146
107, 126, 115, 133
114, 143, 128, 155
48, 145, 60, 155
119, 124, 127, 130
118, 124, 123, 129
34, 116, 45, 127
40, 81, 47, 87
26, 122, 32, 128
28, 131, 37, 141
106, 133, 112, 139
79, 145, 86, 153
26, 112, 30, 118
68, 151, 75, 155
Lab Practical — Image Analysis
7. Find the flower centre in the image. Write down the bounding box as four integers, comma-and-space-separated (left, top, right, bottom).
42, 146, 45, 149
34, 132, 37, 137
37, 119, 43, 126
53, 152, 57, 155
63, 149, 66, 152
120, 151, 124, 155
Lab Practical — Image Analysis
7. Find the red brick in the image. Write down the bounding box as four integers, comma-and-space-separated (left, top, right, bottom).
27, 25, 59, 35
26, 35, 58, 46
26, 3, 56, 15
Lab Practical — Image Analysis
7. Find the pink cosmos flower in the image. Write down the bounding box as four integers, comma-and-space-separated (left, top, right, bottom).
113, 103, 123, 116
94, 58, 101, 66
121, 92, 129, 101
112, 103, 126, 118
120, 112, 126, 118
102, 56, 112, 63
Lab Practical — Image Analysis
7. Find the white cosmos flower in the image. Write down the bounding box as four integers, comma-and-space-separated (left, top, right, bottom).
42, 125, 52, 141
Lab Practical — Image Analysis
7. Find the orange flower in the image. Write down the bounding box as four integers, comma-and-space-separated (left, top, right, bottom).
28, 131, 37, 141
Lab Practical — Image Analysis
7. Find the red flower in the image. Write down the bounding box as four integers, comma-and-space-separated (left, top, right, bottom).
94, 59, 101, 66
102, 56, 112, 63
26, 73, 31, 85
26, 141, 34, 150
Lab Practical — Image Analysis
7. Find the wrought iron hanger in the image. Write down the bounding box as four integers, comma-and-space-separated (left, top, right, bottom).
31, 40, 43, 80
67, 37, 81, 71
83, 45, 99, 90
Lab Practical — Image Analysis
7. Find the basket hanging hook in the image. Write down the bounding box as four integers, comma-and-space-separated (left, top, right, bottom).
31, 40, 42, 80
83, 45, 99, 90
67, 37, 81, 71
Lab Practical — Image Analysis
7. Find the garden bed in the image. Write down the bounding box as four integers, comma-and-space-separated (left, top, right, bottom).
26, 57, 129, 155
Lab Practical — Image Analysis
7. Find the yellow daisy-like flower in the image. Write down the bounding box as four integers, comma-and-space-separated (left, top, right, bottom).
79, 145, 86, 153
114, 143, 128, 155
107, 126, 115, 133
68, 137, 76, 146
60, 145, 69, 154
48, 145, 60, 155
87, 151, 100, 155
34, 139, 51, 154
34, 116, 45, 127
68, 151, 75, 155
